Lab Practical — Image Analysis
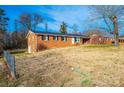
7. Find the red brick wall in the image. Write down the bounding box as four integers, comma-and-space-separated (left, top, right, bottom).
28, 32, 83, 52
37, 35, 82, 51
28, 32, 114, 53
89, 36, 113, 44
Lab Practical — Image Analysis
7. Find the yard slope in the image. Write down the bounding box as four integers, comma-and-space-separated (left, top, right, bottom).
1, 45, 124, 87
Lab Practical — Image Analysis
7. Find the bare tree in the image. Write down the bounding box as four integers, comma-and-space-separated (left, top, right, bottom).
33, 13, 43, 31
89, 5, 124, 46
19, 13, 43, 33
72, 24, 78, 34
83, 29, 108, 37
10, 13, 43, 49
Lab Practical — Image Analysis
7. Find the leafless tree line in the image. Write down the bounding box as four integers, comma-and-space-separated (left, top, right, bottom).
0, 8, 43, 54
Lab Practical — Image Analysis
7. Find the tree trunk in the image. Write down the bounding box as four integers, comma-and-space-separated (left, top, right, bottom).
113, 16, 119, 46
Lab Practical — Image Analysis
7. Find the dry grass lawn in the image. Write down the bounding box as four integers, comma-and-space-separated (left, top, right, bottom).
1, 45, 124, 87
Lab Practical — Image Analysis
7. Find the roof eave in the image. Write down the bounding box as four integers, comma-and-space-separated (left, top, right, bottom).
26, 30, 34, 38
35, 33, 89, 38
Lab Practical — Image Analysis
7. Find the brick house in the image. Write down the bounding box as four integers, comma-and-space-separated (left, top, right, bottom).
27, 31, 114, 53
119, 36, 124, 43
26, 31, 90, 53
89, 34, 114, 45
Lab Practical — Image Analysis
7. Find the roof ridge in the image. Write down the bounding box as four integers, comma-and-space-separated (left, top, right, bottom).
32, 31, 89, 38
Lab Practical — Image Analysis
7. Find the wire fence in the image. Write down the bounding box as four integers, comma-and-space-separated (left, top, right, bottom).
3, 51, 16, 79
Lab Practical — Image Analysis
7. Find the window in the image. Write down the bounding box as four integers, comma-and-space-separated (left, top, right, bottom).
106, 38, 108, 41
61, 36, 67, 42
121, 40, 123, 42
122, 40, 124, 43
42, 35, 49, 41
53, 36, 58, 41
74, 37, 80, 43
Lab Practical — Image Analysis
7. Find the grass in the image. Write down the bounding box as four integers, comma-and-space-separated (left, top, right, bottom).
73, 67, 92, 86
9, 49, 30, 57
83, 44, 115, 48
60, 77, 71, 87
1, 45, 124, 87
0, 79, 20, 87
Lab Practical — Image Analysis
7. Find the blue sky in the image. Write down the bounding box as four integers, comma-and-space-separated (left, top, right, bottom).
0, 5, 123, 35
0, 5, 95, 33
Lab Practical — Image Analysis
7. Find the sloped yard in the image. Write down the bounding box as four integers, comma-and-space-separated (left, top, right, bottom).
1, 45, 124, 87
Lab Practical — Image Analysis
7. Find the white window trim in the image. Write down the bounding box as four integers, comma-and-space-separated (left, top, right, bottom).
61, 36, 66, 42
74, 37, 80, 43
46, 35, 48, 41
42, 35, 49, 41
53, 36, 58, 41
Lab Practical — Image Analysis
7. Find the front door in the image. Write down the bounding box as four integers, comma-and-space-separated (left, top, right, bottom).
72, 37, 75, 44
82, 38, 90, 44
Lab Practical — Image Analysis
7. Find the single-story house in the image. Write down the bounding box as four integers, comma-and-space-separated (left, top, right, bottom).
26, 31, 90, 53
27, 31, 114, 53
